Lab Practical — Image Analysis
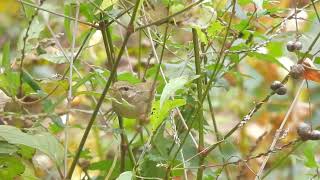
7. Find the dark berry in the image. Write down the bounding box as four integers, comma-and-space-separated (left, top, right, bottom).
297, 122, 311, 140
276, 86, 287, 95
297, 122, 320, 141
270, 81, 283, 91
290, 64, 305, 79
286, 41, 295, 52
294, 41, 302, 51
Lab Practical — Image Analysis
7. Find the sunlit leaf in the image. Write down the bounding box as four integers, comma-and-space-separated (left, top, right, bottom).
116, 171, 132, 180
0, 125, 64, 165
151, 99, 186, 129
160, 75, 198, 108
303, 142, 319, 168
100, 0, 119, 10
17, 145, 35, 159
0, 156, 25, 179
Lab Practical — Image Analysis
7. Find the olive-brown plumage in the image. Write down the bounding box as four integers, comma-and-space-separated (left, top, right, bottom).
109, 81, 155, 122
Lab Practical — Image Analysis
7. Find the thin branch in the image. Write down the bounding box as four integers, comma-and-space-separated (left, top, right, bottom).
18, 0, 99, 28
136, 0, 204, 31
64, 1, 79, 177
18, 0, 45, 97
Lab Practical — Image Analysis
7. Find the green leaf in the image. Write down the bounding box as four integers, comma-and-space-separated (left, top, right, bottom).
116, 171, 132, 180
208, 21, 223, 38
17, 19, 44, 53
73, 72, 95, 93
22, 70, 42, 92
151, 99, 186, 129
0, 142, 18, 155
88, 160, 110, 170
117, 72, 141, 84
64, 4, 72, 41
0, 125, 64, 165
303, 142, 319, 168
266, 42, 283, 57
17, 145, 35, 159
100, 0, 119, 10
160, 75, 198, 108
196, 28, 208, 44
1, 42, 10, 73
169, 3, 185, 14
80, 3, 95, 22
39, 52, 69, 64
314, 57, 320, 65
0, 71, 19, 96
0, 155, 25, 179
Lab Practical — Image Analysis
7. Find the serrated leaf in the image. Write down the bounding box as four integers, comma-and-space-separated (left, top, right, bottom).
151, 99, 186, 129
160, 75, 198, 108
0, 125, 64, 165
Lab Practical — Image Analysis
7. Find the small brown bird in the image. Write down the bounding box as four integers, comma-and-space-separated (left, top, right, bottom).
109, 81, 156, 122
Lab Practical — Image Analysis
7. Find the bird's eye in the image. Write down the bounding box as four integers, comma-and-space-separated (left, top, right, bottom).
120, 86, 129, 91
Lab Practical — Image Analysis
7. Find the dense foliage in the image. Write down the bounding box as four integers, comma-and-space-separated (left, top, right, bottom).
1, 0, 320, 179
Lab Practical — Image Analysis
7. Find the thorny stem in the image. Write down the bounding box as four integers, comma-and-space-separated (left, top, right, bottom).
66, 0, 144, 178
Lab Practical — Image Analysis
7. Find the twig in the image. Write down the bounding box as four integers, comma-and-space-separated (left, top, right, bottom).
18, 0, 45, 97
105, 146, 120, 179
136, 0, 204, 31
64, 1, 79, 177
18, 0, 98, 28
